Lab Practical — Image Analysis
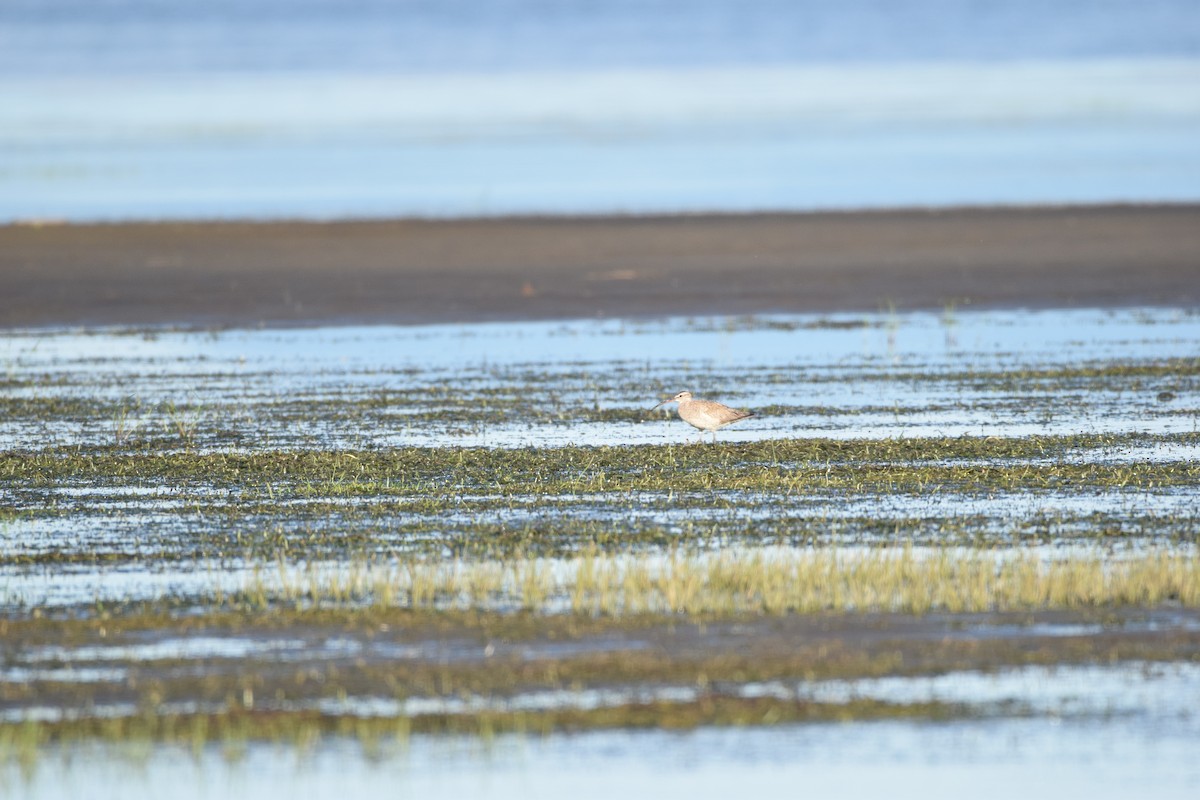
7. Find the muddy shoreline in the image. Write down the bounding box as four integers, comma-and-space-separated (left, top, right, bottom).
6, 607, 1196, 734
4, 204, 1199, 329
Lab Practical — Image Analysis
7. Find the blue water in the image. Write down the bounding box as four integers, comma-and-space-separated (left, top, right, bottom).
15, 702, 1200, 799
2, 0, 1199, 221
5, 0, 1199, 74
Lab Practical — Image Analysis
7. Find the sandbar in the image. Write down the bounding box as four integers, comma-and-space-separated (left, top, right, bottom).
2, 204, 1198, 329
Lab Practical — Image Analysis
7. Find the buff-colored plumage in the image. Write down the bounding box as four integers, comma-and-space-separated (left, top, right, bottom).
651, 390, 754, 439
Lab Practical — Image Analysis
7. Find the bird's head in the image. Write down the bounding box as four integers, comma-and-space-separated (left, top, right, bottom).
651, 390, 692, 409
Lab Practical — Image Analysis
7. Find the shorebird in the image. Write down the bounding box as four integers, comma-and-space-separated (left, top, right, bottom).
651, 390, 754, 442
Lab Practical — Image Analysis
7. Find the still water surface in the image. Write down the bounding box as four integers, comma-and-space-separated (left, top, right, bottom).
3, 1, 1198, 219
14, 691, 1200, 799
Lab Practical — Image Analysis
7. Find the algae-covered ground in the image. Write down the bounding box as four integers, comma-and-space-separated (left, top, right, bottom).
1, 309, 1198, 788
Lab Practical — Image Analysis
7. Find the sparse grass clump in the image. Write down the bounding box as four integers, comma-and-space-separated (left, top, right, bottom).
238, 548, 1200, 616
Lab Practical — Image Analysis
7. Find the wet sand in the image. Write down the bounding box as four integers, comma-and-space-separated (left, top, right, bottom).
3, 204, 1198, 328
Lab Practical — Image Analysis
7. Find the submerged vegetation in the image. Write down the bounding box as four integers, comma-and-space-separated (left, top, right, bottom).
2, 311, 1199, 767
8, 429, 1200, 484
3, 432, 1197, 568
0, 698, 975, 773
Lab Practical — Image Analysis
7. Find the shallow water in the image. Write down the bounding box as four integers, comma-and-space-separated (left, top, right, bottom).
11, 663, 1200, 799
13, 652, 1195, 723
3, 307, 1197, 607
4, 307, 1197, 450
2, 308, 1198, 788
17, 722, 1199, 799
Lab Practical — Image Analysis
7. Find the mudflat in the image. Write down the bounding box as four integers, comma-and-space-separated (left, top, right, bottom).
3, 204, 1198, 328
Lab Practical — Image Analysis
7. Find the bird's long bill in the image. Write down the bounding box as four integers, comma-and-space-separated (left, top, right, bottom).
650, 399, 669, 410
